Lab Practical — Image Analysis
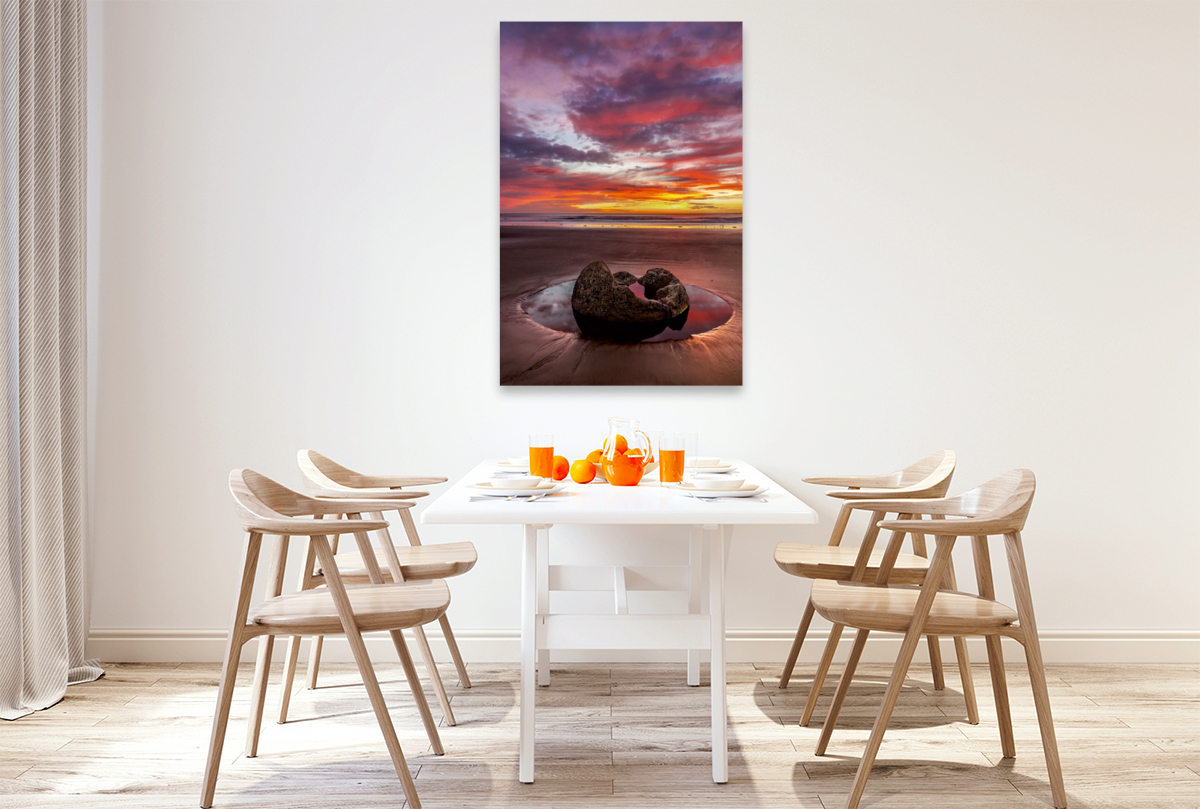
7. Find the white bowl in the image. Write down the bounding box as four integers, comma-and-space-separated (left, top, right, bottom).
508, 456, 528, 466
504, 476, 544, 489
692, 457, 722, 468
691, 476, 745, 490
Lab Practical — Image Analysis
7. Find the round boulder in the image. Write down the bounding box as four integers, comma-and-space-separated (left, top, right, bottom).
570, 261, 691, 342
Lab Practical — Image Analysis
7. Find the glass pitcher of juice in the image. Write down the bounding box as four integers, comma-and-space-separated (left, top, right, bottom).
602, 417, 653, 486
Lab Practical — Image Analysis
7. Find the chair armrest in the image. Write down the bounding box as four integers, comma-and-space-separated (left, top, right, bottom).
828, 486, 939, 501
357, 474, 447, 488
803, 474, 898, 488
308, 497, 415, 516
249, 517, 389, 536
840, 496, 956, 514
877, 516, 1009, 537
310, 488, 429, 500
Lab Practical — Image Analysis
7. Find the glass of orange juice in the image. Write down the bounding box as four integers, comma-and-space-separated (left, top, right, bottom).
529, 433, 554, 478
658, 432, 686, 483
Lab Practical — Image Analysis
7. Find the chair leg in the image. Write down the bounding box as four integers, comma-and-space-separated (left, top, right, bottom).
779, 597, 816, 689
311, 535, 424, 808
940, 555, 979, 722
277, 634, 303, 723
801, 622, 843, 726
842, 625, 924, 809
305, 635, 325, 688
244, 635, 275, 757
353, 631, 423, 808
439, 613, 472, 688
815, 628, 869, 755
840, 535, 957, 809
200, 632, 248, 808
1006, 532, 1067, 809
412, 623, 457, 726
910, 530, 948, 691
985, 634, 1015, 756
953, 635, 979, 724
1023, 636, 1067, 808
282, 538, 319, 712
925, 634, 946, 690
201, 533, 262, 809
299, 533, 332, 691
785, 501, 853, 694
389, 628, 445, 756
972, 536, 1005, 738
245, 534, 288, 757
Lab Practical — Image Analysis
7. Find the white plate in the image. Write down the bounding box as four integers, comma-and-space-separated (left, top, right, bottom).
673, 482, 768, 498
691, 476, 746, 491
494, 460, 530, 471
687, 460, 733, 471
472, 480, 563, 496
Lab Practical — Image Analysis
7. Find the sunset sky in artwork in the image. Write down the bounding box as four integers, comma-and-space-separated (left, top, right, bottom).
500, 22, 742, 216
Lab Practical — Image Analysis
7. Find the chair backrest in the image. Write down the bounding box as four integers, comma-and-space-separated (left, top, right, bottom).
298, 450, 373, 490
940, 469, 1036, 534
829, 450, 956, 502
874, 469, 1036, 537
229, 468, 394, 535
895, 450, 956, 488
229, 468, 318, 530
296, 449, 446, 498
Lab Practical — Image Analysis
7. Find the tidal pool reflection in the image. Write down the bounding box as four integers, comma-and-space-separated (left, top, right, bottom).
520, 281, 734, 342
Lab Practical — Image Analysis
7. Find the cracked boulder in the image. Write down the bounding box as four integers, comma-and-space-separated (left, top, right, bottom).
571, 261, 690, 342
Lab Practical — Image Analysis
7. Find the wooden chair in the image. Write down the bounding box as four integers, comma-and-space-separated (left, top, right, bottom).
274, 450, 475, 728
775, 450, 978, 727
202, 469, 450, 809
809, 469, 1066, 809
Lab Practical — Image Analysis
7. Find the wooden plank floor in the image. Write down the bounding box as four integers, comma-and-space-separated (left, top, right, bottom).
1, 660, 1197, 808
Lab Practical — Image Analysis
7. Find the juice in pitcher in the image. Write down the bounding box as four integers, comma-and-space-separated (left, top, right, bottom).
601, 417, 653, 486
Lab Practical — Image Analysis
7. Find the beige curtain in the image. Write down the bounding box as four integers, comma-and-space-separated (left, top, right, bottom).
0, 0, 98, 721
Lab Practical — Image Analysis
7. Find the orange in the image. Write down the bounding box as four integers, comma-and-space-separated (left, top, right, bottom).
586, 448, 603, 464
626, 448, 644, 456
569, 459, 597, 484
551, 455, 569, 481
601, 435, 629, 455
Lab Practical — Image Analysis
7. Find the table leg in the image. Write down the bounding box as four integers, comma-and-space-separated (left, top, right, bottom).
537, 526, 550, 687
520, 523, 541, 783
688, 527, 703, 686
709, 524, 730, 783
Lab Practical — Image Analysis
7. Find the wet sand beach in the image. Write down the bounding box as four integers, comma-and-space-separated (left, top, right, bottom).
500, 226, 742, 386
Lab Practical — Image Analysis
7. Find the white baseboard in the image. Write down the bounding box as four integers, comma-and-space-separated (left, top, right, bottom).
88, 626, 1200, 665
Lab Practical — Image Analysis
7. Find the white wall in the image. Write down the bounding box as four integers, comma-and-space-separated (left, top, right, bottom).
87, 0, 1200, 663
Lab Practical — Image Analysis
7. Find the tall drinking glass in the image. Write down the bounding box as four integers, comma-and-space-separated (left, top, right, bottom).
681, 432, 699, 479
658, 432, 686, 483
529, 433, 554, 478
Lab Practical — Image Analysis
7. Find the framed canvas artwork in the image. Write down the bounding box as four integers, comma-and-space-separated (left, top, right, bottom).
500, 22, 743, 386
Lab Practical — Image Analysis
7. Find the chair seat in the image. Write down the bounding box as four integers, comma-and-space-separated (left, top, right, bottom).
810, 579, 1018, 636
774, 542, 931, 585
249, 580, 451, 635
318, 541, 477, 583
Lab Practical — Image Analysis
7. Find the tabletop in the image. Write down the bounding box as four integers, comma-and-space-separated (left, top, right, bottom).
420, 459, 819, 526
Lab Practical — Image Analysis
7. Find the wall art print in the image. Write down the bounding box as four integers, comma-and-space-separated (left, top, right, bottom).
500, 22, 743, 386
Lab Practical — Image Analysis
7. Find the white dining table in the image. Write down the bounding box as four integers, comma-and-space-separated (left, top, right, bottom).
420, 459, 818, 784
